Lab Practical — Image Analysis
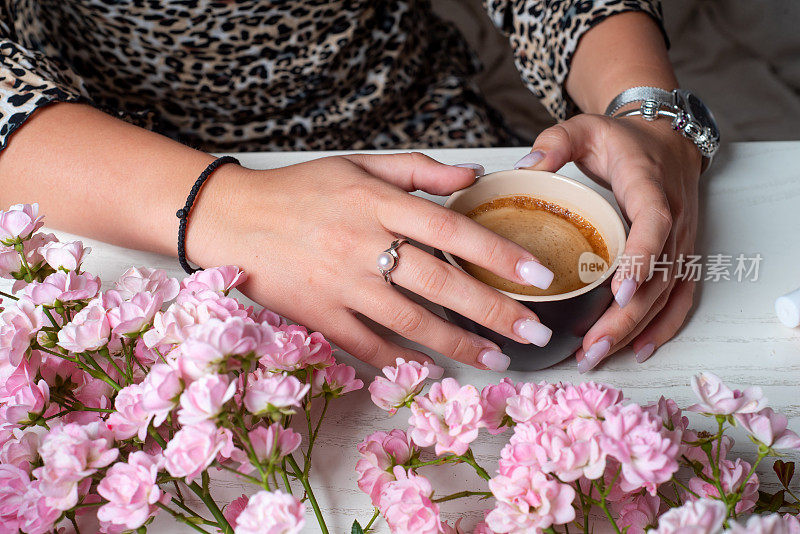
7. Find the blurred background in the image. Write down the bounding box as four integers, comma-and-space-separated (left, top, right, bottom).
433, 0, 800, 144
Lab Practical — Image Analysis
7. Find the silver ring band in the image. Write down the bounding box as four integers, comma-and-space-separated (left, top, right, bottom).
377, 238, 408, 284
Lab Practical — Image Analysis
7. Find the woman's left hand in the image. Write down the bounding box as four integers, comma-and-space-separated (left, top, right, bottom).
515, 113, 703, 372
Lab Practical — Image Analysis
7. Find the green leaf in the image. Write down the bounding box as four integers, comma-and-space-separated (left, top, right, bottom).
769, 490, 786, 513
774, 460, 796, 488
352, 520, 365, 534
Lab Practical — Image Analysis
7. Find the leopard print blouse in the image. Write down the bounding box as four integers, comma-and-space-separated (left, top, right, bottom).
0, 0, 663, 153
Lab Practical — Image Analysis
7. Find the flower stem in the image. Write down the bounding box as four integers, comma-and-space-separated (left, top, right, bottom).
156, 502, 213, 534
286, 454, 329, 534
592, 480, 621, 534
363, 508, 380, 532
433, 490, 492, 503
459, 450, 491, 481
0, 289, 18, 300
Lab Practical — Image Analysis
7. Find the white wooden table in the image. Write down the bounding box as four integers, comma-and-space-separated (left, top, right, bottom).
8, 142, 800, 532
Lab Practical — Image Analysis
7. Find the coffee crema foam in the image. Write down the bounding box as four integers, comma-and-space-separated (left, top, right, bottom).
457, 195, 609, 296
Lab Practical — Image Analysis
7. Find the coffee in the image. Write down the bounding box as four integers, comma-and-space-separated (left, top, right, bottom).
457, 195, 609, 296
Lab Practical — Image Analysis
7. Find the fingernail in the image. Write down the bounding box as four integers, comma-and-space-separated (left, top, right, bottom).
513, 150, 545, 169
425, 363, 444, 379
577, 336, 613, 373
615, 277, 637, 308
514, 319, 552, 347
635, 342, 656, 364
453, 163, 485, 177
478, 349, 511, 372
517, 260, 554, 289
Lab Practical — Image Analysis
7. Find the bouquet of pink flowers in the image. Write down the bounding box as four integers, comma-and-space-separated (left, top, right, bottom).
358, 360, 800, 533
0, 203, 364, 533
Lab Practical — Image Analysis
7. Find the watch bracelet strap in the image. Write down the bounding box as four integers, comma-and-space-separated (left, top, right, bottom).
604, 86, 674, 116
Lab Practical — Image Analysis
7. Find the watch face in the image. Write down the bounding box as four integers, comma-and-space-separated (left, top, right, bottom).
685, 93, 720, 140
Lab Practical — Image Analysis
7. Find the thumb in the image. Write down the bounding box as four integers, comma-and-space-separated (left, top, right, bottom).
343, 152, 483, 195
513, 116, 596, 173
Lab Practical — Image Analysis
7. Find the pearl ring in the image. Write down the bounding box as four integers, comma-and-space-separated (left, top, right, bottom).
377, 238, 408, 284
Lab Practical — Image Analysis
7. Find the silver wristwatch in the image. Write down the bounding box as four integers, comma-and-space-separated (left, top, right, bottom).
604, 87, 720, 165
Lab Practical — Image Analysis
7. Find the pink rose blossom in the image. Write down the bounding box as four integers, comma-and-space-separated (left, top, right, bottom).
601, 403, 680, 495
23, 270, 101, 306
0, 232, 54, 279
688, 372, 766, 415
0, 298, 44, 368
0, 426, 46, 471
473, 521, 493, 534
97, 452, 166, 530
683, 431, 734, 466
107, 291, 163, 336
224, 494, 250, 528
651, 498, 727, 534
505, 381, 561, 425
178, 374, 236, 426
243, 369, 308, 417
408, 377, 483, 456
140, 363, 183, 427
612, 492, 661, 534
736, 408, 800, 450
0, 359, 49, 426
687, 458, 758, 514
369, 358, 434, 414
487, 466, 576, 532
0, 203, 44, 243
39, 240, 89, 271
480, 378, 520, 434
258, 324, 333, 371
107, 383, 152, 441
378, 467, 442, 534
251, 307, 284, 328
555, 381, 623, 419
356, 429, 417, 504
35, 421, 119, 510
441, 519, 464, 534
727, 513, 800, 534
115, 267, 179, 301
645, 396, 688, 434
57, 299, 111, 352
248, 423, 301, 464
0, 465, 60, 534
786, 514, 800, 534
164, 421, 234, 482
234, 490, 305, 534
181, 265, 247, 295
312, 363, 363, 397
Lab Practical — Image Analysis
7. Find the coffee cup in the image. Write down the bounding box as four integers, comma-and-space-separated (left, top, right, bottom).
437, 169, 627, 371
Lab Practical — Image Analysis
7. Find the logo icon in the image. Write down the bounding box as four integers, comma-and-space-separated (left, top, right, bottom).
578, 252, 609, 284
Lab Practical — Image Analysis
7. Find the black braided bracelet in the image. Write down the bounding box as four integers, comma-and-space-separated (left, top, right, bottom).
176, 155, 240, 274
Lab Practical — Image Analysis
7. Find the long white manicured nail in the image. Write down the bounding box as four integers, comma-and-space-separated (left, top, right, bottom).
453, 163, 485, 176
615, 277, 637, 308
514, 319, 552, 347
513, 150, 545, 169
577, 336, 613, 373
517, 260, 554, 289
425, 363, 444, 379
635, 343, 656, 364
478, 349, 511, 372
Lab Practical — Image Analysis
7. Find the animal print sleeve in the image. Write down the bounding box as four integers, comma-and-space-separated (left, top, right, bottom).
0, 20, 86, 152
484, 0, 667, 121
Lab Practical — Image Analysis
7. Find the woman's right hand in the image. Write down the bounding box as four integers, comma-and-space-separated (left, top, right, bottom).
189, 153, 555, 372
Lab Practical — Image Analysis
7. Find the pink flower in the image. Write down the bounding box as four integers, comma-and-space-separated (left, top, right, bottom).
555, 381, 623, 419
248, 423, 301, 464
736, 408, 800, 450
35, 421, 119, 510
23, 270, 101, 306
683, 431, 734, 466
408, 377, 483, 456
0, 203, 44, 243
243, 370, 309, 417
224, 494, 250, 528
0, 232, 53, 279
178, 374, 236, 426
601, 403, 680, 495
727, 513, 800, 534
688, 372, 766, 415
57, 299, 111, 352
107, 383, 152, 441
0, 298, 44, 368
312, 363, 363, 397
0, 360, 49, 426
505, 381, 561, 425
0, 465, 60, 534
480, 378, 520, 434
644, 397, 688, 434
39, 240, 89, 271
258, 324, 333, 371
369, 358, 434, 414
115, 267, 179, 302
441, 519, 464, 534
0, 426, 46, 471
140, 363, 183, 427
234, 490, 305, 534
650, 498, 726, 534
181, 265, 247, 295
786, 514, 800, 534
486, 466, 576, 532
473, 521, 493, 534
164, 421, 234, 482
611, 493, 661, 534
687, 458, 758, 515
251, 307, 284, 328
107, 291, 163, 336
378, 467, 442, 534
356, 429, 417, 504
97, 452, 165, 530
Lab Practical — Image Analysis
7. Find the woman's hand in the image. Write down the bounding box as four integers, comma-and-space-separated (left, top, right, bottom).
188, 153, 555, 372
515, 113, 702, 371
